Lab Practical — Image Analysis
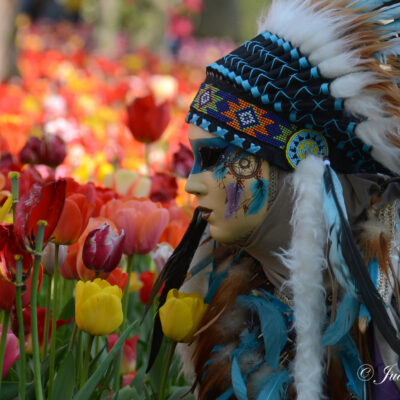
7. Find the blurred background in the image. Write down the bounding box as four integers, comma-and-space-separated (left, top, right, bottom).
0, 0, 270, 200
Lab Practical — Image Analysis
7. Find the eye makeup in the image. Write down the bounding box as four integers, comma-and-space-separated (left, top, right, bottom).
189, 137, 228, 174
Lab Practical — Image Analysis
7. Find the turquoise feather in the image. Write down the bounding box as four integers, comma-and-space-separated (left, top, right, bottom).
255, 370, 291, 400
237, 294, 287, 369
322, 293, 359, 346
337, 334, 366, 399
232, 356, 248, 400
247, 178, 269, 215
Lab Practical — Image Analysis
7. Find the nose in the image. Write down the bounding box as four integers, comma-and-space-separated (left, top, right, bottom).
185, 172, 208, 196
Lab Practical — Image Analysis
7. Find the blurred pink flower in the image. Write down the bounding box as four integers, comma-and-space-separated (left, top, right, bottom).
183, 0, 203, 13
150, 242, 174, 274
108, 333, 139, 374
101, 199, 169, 255
0, 324, 19, 379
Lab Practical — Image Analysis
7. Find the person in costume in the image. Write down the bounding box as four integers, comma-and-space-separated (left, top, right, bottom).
147, 0, 400, 398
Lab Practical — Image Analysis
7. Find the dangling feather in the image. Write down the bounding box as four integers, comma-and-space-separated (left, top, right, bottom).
225, 182, 244, 219
322, 293, 359, 346
145, 208, 207, 372
232, 356, 248, 400
337, 334, 366, 399
322, 164, 400, 358
255, 370, 291, 400
237, 294, 287, 369
246, 178, 269, 216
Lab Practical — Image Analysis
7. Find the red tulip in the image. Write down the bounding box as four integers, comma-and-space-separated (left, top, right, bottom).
0, 266, 42, 312
101, 199, 169, 255
0, 324, 19, 379
150, 172, 178, 203
19, 134, 66, 168
106, 268, 128, 291
139, 271, 155, 304
126, 94, 170, 143
82, 223, 125, 273
11, 306, 72, 353
172, 143, 194, 178
0, 224, 34, 283
14, 180, 66, 251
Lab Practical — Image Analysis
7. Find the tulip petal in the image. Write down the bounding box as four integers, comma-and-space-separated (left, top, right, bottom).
138, 209, 169, 254
76, 292, 123, 336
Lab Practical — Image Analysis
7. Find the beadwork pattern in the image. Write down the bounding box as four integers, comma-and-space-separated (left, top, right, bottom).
191, 83, 296, 150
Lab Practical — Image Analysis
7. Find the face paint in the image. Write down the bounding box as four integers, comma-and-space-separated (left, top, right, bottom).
185, 125, 270, 244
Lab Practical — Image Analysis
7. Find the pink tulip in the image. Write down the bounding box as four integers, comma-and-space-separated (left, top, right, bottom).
0, 324, 19, 379
108, 333, 139, 374
82, 223, 125, 273
101, 199, 169, 255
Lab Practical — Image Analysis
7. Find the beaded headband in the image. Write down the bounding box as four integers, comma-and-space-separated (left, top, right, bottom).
187, 1, 400, 175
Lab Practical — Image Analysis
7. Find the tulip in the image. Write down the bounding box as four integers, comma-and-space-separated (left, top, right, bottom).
0, 270, 41, 312
101, 198, 169, 255
139, 271, 155, 304
159, 205, 191, 248
126, 93, 170, 143
82, 223, 125, 273
159, 289, 208, 343
106, 267, 128, 291
0, 324, 19, 379
122, 371, 136, 387
59, 241, 80, 280
14, 180, 66, 251
0, 223, 34, 283
150, 242, 174, 274
51, 193, 95, 245
129, 272, 143, 293
150, 172, 178, 203
75, 278, 123, 335
19, 134, 66, 168
108, 333, 139, 375
104, 169, 151, 198
41, 242, 67, 275
172, 143, 194, 178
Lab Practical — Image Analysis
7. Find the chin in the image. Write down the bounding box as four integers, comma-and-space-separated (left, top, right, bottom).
209, 225, 251, 245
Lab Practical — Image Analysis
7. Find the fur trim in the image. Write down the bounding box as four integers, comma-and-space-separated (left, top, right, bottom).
330, 72, 380, 98
280, 155, 327, 400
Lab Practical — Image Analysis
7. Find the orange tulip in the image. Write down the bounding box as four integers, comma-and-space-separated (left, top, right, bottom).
101, 198, 169, 255
159, 205, 192, 248
52, 179, 96, 245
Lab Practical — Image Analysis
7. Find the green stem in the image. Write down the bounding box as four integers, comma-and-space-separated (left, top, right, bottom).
30, 222, 46, 400
15, 259, 26, 400
42, 274, 52, 361
0, 311, 10, 394
158, 341, 177, 400
80, 334, 94, 388
112, 254, 134, 390
68, 323, 78, 352
76, 329, 83, 383
47, 244, 60, 400
8, 171, 19, 221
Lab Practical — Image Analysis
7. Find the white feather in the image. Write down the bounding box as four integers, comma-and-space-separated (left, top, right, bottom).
330, 72, 379, 98
278, 155, 326, 400
356, 119, 400, 174
345, 93, 386, 119
318, 52, 363, 79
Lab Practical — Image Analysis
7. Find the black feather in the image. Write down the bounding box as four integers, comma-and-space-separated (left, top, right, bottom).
145, 208, 207, 372
324, 166, 400, 358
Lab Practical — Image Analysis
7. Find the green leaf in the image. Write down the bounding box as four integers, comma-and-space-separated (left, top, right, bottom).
113, 386, 140, 400
52, 352, 75, 400
168, 387, 195, 400
73, 321, 137, 400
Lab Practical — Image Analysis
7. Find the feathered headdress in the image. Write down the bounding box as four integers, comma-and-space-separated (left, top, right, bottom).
150, 1, 400, 399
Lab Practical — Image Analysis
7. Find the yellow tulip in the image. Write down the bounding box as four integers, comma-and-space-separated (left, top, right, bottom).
75, 278, 123, 336
159, 289, 208, 343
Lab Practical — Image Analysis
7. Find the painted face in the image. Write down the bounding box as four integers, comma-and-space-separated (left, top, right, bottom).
185, 125, 270, 244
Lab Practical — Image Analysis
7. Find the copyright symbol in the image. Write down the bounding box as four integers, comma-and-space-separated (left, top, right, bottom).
357, 364, 374, 381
